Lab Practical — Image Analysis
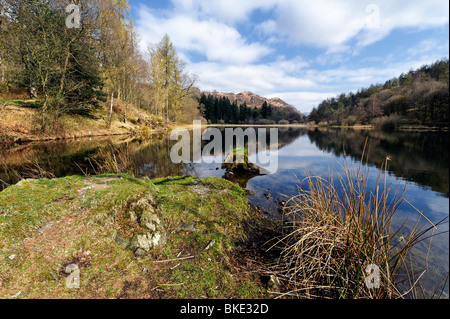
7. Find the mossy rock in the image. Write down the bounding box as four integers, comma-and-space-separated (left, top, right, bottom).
221, 148, 260, 173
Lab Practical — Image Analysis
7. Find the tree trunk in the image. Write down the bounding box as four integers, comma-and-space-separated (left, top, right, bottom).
166, 94, 169, 122
0, 52, 5, 83
41, 94, 49, 132
59, 47, 70, 95
123, 98, 127, 123
108, 91, 114, 127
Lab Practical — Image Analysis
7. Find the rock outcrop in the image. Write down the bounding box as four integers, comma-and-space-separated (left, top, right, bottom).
115, 197, 167, 255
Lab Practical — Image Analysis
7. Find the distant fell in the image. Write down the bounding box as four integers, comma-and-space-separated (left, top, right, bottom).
196, 90, 306, 124
204, 91, 303, 115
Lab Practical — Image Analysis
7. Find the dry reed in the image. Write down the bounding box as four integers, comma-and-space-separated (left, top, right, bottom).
271, 142, 448, 299
86, 144, 135, 176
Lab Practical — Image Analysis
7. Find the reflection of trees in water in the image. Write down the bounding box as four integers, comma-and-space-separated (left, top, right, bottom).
307, 128, 449, 197
129, 136, 185, 178
1, 138, 118, 188
130, 127, 308, 180
1, 127, 307, 188
202, 127, 309, 155
2, 127, 447, 198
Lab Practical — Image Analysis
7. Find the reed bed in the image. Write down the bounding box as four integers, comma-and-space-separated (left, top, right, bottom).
271, 146, 447, 299
1, 160, 55, 186
86, 144, 136, 176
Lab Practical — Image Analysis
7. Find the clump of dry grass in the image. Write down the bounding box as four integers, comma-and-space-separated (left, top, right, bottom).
1, 160, 55, 186
86, 144, 135, 176
271, 144, 447, 299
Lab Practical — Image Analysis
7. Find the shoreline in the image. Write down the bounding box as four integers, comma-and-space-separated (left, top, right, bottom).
199, 123, 448, 132
0, 128, 169, 150
0, 102, 170, 149
2, 112, 448, 150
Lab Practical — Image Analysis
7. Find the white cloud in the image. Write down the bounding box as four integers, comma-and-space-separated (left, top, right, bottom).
133, 0, 449, 114
258, 0, 449, 49
190, 61, 316, 94
136, 5, 271, 65
171, 0, 277, 24
407, 38, 450, 62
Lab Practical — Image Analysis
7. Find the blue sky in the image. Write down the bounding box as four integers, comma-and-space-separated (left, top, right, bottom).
128, 0, 449, 113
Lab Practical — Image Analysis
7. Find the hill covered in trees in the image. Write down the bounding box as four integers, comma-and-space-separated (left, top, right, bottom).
198, 91, 306, 124
308, 59, 449, 129
0, 0, 200, 138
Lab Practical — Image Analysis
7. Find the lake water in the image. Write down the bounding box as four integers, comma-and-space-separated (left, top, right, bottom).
1, 126, 448, 298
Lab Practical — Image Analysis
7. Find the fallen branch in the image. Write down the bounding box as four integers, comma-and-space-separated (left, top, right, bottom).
157, 282, 185, 287
154, 255, 194, 263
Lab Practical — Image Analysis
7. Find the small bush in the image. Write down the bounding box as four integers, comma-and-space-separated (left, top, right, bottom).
278, 119, 290, 125
257, 119, 276, 125
341, 115, 358, 126
372, 114, 402, 131
87, 145, 136, 176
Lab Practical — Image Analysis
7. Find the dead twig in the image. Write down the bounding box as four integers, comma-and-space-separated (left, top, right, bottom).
157, 282, 185, 287
154, 255, 194, 263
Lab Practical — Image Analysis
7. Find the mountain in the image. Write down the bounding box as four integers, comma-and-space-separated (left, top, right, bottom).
196, 90, 306, 124
203, 91, 303, 116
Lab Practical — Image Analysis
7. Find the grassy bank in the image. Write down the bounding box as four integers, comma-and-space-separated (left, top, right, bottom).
0, 174, 271, 298
0, 99, 167, 147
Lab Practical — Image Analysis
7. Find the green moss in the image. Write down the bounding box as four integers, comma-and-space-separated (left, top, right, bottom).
0, 174, 266, 299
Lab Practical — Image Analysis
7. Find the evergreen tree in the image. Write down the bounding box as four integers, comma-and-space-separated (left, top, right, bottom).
261, 101, 269, 118
239, 102, 247, 123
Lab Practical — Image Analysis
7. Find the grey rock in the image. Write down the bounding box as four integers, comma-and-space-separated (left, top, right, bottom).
134, 248, 147, 257
115, 234, 131, 248
268, 274, 281, 290
116, 196, 167, 255
176, 222, 204, 232
38, 222, 54, 235
130, 230, 166, 252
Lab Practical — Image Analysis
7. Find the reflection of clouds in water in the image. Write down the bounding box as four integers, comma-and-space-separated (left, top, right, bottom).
426, 195, 449, 215
277, 136, 328, 158
400, 181, 449, 222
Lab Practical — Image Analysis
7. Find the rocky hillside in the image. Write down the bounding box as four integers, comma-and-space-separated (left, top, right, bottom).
204, 91, 303, 116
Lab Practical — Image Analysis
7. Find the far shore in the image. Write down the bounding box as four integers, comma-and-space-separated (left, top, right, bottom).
179, 123, 448, 132
2, 121, 448, 150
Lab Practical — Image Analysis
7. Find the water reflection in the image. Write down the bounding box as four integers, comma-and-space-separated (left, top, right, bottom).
2, 127, 447, 198
0, 127, 448, 297
307, 128, 449, 197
